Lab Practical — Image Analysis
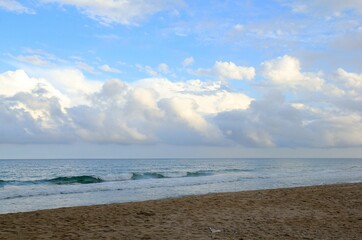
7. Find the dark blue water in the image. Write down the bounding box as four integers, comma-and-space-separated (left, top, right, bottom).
0, 158, 361, 213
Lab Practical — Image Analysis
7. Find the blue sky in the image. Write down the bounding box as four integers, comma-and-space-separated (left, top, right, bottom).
0, 0, 362, 158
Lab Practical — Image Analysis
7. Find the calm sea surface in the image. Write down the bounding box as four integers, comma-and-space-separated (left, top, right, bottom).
0, 158, 361, 214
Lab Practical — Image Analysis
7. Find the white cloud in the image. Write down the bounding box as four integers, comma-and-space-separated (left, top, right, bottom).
214, 61, 255, 81
193, 61, 255, 81
0, 69, 68, 106
182, 57, 194, 67
0, 70, 38, 96
71, 77, 229, 144
261, 55, 301, 83
0, 71, 73, 143
136, 64, 170, 77
134, 78, 252, 115
215, 91, 362, 147
18, 67, 103, 107
261, 55, 324, 90
1, 55, 361, 148
0, 68, 250, 145
233, 24, 244, 32
158, 63, 169, 74
99, 64, 120, 73
160, 97, 213, 134
75, 61, 96, 74
16, 55, 50, 66
13, 49, 64, 67
145, 66, 158, 76
0, 0, 34, 14
43, 0, 184, 25
286, 0, 362, 16
336, 68, 362, 88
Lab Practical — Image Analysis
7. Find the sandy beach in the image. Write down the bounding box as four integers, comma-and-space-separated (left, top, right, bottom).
0, 183, 361, 239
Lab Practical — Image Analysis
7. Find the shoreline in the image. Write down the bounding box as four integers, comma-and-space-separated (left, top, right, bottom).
2, 181, 362, 215
1, 182, 361, 239
1, 181, 362, 215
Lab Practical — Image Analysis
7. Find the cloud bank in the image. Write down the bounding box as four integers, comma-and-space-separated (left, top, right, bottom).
1, 56, 361, 148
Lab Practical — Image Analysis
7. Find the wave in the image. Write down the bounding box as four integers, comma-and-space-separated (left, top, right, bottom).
0, 168, 253, 186
129, 169, 249, 180
131, 172, 165, 180
0, 176, 103, 186
0, 175, 247, 201
0, 180, 14, 187
185, 170, 213, 177
48, 176, 103, 185
130, 170, 215, 180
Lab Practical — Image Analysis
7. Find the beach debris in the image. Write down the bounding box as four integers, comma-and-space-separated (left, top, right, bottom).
209, 227, 221, 234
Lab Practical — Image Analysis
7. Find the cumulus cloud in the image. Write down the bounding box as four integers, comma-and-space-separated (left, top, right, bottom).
261, 55, 324, 90
133, 78, 252, 115
0, 71, 72, 144
336, 68, 362, 88
215, 91, 362, 147
322, 69, 362, 114
215, 92, 302, 147
1, 55, 361, 148
194, 61, 255, 81
214, 61, 255, 81
0, 0, 34, 14
0, 67, 250, 145
42, 0, 184, 25
0, 70, 68, 105
9, 67, 102, 107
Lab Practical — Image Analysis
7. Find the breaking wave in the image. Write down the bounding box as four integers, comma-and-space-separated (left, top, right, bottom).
0, 168, 253, 186
0, 176, 103, 186
131, 172, 165, 180
48, 176, 103, 185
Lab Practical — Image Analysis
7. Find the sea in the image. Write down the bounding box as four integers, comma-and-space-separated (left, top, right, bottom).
0, 158, 361, 214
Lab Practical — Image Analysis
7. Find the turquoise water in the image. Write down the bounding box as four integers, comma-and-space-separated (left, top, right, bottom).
0, 158, 361, 214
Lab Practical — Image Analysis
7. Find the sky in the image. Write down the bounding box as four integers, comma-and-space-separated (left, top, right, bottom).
0, 0, 361, 158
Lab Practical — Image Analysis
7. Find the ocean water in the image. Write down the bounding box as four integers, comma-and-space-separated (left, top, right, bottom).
0, 158, 361, 214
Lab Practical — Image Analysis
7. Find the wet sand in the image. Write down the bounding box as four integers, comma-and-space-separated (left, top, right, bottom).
0, 183, 361, 239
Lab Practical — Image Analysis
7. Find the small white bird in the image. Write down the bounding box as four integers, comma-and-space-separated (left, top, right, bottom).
209, 227, 221, 233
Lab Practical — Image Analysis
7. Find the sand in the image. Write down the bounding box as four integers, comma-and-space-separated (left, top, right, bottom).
0, 183, 361, 239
